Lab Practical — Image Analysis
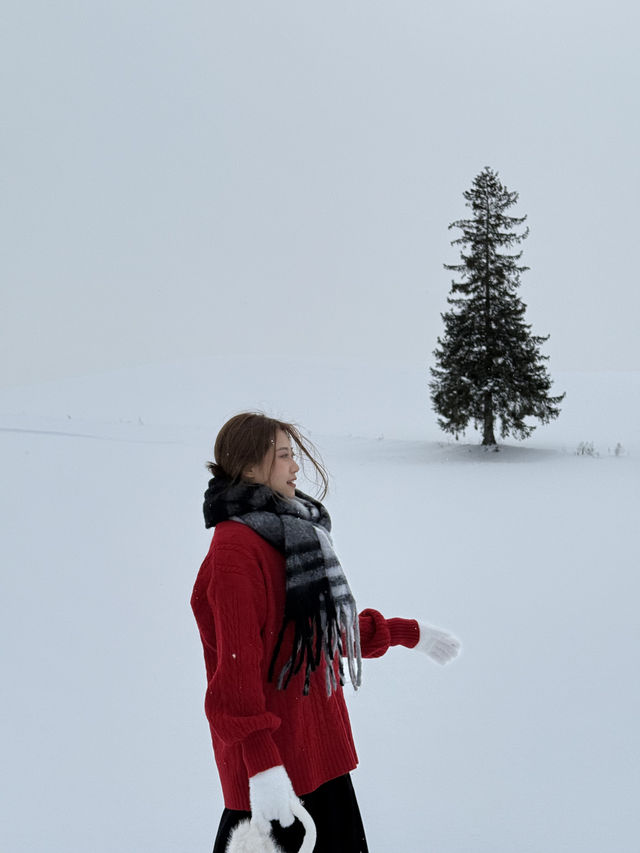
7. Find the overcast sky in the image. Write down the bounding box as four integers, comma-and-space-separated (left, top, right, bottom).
3, 0, 639, 386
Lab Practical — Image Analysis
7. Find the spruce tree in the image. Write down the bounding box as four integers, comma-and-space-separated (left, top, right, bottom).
430, 167, 564, 446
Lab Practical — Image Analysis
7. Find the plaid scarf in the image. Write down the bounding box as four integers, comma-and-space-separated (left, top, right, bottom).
203, 477, 362, 696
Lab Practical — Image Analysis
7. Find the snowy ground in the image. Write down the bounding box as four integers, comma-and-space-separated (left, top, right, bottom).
1, 359, 639, 853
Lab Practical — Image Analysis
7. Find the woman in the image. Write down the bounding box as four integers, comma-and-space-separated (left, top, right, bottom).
191, 413, 460, 853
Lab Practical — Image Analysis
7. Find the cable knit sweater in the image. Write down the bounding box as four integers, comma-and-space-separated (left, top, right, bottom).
191, 521, 419, 810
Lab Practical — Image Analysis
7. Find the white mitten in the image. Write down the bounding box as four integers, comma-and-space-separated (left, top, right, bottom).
249, 765, 299, 835
416, 622, 461, 665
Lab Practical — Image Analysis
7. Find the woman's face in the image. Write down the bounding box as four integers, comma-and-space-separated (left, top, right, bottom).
248, 428, 299, 498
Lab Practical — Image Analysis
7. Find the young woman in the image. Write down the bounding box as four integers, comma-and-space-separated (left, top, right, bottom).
191, 413, 460, 853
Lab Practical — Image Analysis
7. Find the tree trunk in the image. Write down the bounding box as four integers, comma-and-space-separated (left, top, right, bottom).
482, 252, 496, 447
482, 392, 497, 445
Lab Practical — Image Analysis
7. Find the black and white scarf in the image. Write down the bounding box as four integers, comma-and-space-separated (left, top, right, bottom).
203, 477, 362, 696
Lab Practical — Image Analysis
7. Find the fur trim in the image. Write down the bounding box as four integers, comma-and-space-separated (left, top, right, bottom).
226, 820, 284, 853
226, 801, 317, 853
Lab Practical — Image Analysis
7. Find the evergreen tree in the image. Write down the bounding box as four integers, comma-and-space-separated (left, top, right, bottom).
430, 167, 564, 445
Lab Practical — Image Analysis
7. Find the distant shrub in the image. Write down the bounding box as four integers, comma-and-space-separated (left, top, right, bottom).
576, 441, 598, 457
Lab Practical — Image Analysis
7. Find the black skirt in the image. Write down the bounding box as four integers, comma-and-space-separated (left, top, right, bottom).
212, 773, 368, 853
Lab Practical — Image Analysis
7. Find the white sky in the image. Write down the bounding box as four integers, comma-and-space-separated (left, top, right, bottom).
3, 0, 639, 385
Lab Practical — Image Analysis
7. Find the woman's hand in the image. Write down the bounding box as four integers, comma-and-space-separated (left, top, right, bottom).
249, 765, 300, 833
416, 623, 461, 665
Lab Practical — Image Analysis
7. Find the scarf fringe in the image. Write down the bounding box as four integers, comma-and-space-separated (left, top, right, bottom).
270, 596, 363, 697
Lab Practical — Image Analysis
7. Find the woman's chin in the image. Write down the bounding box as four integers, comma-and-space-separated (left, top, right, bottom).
272, 486, 295, 499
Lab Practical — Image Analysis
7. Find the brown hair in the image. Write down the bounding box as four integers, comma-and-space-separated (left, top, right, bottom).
207, 412, 329, 499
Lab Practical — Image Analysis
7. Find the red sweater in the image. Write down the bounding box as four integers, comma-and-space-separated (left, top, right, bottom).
191, 521, 419, 810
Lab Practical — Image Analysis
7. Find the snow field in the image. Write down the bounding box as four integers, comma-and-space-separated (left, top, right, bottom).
1, 361, 638, 852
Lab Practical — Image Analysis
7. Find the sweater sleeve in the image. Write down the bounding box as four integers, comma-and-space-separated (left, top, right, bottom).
205, 546, 283, 778
358, 608, 420, 658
